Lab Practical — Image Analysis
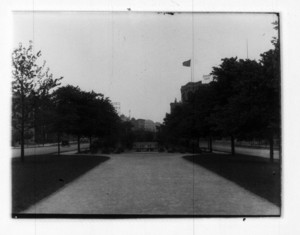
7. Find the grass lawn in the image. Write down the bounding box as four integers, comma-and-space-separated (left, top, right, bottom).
183, 153, 281, 207
12, 154, 109, 213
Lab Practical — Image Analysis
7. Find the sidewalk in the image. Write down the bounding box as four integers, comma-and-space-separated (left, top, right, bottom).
12, 141, 80, 149
12, 143, 57, 149
12, 143, 90, 158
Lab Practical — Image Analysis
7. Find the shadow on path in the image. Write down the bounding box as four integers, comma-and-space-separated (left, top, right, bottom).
183, 153, 281, 207
12, 154, 110, 213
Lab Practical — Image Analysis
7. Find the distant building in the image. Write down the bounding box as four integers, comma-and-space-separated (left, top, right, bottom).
144, 119, 156, 132
181, 80, 203, 102
155, 122, 162, 133
133, 142, 158, 152
170, 98, 181, 113
169, 80, 205, 113
112, 102, 121, 115
155, 122, 161, 129
120, 114, 130, 122
202, 75, 213, 84
133, 119, 145, 131
131, 118, 158, 132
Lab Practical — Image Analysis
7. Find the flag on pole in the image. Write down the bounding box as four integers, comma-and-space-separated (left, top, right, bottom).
182, 59, 191, 67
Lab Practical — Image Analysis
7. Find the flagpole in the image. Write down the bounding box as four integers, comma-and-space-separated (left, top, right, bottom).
246, 39, 249, 59
182, 59, 192, 82
191, 12, 194, 82
191, 60, 193, 83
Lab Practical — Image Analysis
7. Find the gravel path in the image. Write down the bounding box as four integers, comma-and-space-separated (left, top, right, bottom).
23, 152, 279, 215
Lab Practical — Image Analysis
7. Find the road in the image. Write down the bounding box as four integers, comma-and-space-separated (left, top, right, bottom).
12, 143, 90, 158
23, 152, 279, 215
211, 142, 280, 159
199, 141, 280, 159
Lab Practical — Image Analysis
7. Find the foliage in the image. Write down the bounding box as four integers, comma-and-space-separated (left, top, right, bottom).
162, 21, 280, 155
119, 121, 135, 149
52, 85, 121, 148
210, 58, 267, 138
12, 41, 62, 159
12, 41, 62, 120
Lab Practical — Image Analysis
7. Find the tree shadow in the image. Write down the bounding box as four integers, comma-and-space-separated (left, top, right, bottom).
12, 154, 110, 213
183, 153, 281, 207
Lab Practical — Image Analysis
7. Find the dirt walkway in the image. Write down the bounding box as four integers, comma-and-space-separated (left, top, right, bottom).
23, 153, 279, 215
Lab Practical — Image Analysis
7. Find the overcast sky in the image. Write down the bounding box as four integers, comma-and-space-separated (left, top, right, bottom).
13, 12, 278, 123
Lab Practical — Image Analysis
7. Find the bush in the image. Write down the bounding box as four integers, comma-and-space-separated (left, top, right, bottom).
193, 147, 202, 153
186, 146, 202, 153
114, 147, 124, 154
61, 140, 69, 146
179, 147, 187, 153
90, 143, 98, 154
102, 147, 111, 154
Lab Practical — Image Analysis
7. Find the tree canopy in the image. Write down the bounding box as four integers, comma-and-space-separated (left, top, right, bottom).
12, 41, 62, 160
162, 22, 280, 159
52, 85, 121, 152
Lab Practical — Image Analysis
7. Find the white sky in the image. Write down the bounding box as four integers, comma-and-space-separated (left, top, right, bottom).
13, 12, 278, 122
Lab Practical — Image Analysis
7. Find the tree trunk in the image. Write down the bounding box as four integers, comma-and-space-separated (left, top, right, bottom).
57, 132, 60, 156
270, 135, 274, 162
89, 136, 92, 150
42, 125, 45, 146
77, 135, 81, 153
185, 139, 189, 149
209, 136, 213, 152
20, 80, 25, 162
197, 137, 200, 152
231, 135, 235, 155
207, 137, 210, 151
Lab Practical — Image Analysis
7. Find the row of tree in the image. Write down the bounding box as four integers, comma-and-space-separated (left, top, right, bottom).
161, 22, 280, 161
12, 42, 122, 161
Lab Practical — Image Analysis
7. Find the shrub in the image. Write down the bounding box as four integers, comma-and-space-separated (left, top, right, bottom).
102, 147, 111, 154
114, 147, 124, 154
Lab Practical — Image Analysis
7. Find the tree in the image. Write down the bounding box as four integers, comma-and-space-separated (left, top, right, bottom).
119, 120, 135, 149
259, 21, 280, 161
53, 85, 121, 154
77, 90, 120, 152
210, 34, 280, 160
210, 57, 241, 155
162, 21, 280, 160
210, 56, 279, 157
52, 85, 81, 154
191, 83, 218, 152
162, 102, 197, 151
12, 41, 62, 161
